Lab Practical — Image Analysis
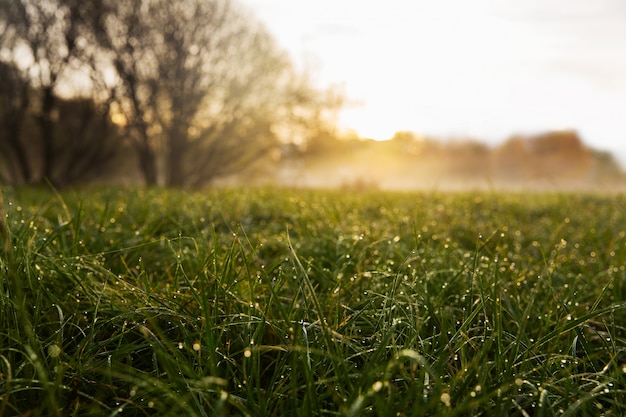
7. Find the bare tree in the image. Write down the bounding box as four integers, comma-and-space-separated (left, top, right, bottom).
0, 4, 33, 184
88, 0, 341, 187
170, 11, 292, 187
0, 0, 123, 186
280, 72, 345, 157
51, 96, 121, 186
0, 61, 33, 184
82, 0, 161, 185
2, 0, 83, 184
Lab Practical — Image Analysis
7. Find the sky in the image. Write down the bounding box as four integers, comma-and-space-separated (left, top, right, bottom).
240, 0, 626, 168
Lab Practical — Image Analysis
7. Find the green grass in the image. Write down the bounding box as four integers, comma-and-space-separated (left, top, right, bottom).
1, 186, 625, 416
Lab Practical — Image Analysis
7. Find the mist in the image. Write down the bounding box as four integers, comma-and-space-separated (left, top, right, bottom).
264, 130, 626, 192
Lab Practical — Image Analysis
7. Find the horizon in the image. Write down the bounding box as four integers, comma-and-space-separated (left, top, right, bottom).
241, 0, 626, 169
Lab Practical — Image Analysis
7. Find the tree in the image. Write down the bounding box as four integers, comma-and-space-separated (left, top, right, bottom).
0, 61, 33, 184
442, 140, 490, 178
279, 72, 345, 158
2, 0, 343, 188
590, 150, 624, 181
493, 136, 530, 180
50, 96, 122, 186
151, 0, 288, 187
88, 0, 241, 186
0, 4, 33, 184
0, 0, 123, 186
2, 0, 82, 184
80, 0, 160, 185
87, 0, 341, 188
527, 130, 591, 179
390, 131, 439, 156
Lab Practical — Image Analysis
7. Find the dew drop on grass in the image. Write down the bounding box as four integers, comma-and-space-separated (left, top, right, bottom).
372, 381, 383, 392
48, 344, 61, 358
440, 392, 451, 407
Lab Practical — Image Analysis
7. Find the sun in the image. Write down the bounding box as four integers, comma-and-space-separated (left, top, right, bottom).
338, 107, 399, 141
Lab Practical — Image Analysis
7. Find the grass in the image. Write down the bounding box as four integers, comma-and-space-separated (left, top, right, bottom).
0, 186, 625, 416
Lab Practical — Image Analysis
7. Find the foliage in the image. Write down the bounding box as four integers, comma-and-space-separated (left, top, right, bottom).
1, 186, 625, 416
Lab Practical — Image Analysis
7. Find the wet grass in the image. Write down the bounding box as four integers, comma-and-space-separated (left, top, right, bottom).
1, 186, 625, 416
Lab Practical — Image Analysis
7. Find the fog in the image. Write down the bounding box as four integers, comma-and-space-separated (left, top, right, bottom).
263, 131, 626, 192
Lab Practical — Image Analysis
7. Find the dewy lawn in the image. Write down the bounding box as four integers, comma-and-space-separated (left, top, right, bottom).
1, 187, 625, 416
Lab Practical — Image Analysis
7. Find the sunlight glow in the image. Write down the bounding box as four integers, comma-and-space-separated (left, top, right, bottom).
242, 0, 626, 166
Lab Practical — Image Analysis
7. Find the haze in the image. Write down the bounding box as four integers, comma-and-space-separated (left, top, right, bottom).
242, 0, 626, 168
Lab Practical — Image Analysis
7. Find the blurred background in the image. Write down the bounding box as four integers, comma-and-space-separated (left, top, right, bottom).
1, 0, 624, 190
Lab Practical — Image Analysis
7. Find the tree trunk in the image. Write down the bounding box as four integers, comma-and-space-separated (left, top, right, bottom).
165, 124, 187, 187
139, 149, 158, 187
0, 72, 33, 184
5, 122, 33, 183
38, 86, 57, 184
0, 188, 11, 259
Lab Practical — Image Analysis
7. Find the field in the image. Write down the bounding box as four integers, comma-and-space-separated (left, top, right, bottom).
1, 186, 625, 416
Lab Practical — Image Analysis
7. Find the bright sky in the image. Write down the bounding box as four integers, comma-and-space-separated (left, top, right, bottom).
241, 0, 626, 167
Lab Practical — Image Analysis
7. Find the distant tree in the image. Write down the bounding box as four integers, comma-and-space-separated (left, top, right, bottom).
0, 0, 122, 187
390, 131, 440, 156
526, 130, 591, 179
493, 136, 530, 180
494, 131, 596, 183
443, 140, 490, 178
281, 73, 344, 157
589, 150, 623, 181
391, 131, 418, 145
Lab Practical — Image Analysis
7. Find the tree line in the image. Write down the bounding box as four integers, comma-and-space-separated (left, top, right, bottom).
0, 0, 341, 188
284, 130, 624, 189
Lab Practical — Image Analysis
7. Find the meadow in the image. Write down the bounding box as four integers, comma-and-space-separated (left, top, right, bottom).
0, 186, 625, 416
